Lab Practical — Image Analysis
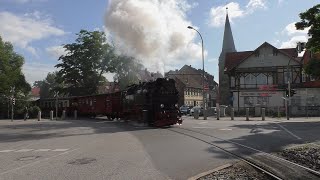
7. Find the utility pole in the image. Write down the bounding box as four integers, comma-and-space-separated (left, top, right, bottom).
54, 91, 59, 120
10, 86, 15, 122
187, 26, 207, 120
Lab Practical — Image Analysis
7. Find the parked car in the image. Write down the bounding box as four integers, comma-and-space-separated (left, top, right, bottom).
190, 106, 203, 116
180, 105, 193, 115
180, 106, 189, 115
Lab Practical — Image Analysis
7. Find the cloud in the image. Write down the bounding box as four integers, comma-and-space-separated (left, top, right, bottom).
279, 22, 310, 49
282, 22, 309, 36
104, 0, 206, 74
0, 11, 66, 56
46, 46, 67, 59
280, 36, 308, 49
22, 63, 56, 83
209, 0, 267, 27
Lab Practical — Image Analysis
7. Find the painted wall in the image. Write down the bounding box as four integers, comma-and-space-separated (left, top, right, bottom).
238, 46, 299, 68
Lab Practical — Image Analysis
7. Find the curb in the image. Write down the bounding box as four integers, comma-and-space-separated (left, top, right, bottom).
187, 163, 232, 180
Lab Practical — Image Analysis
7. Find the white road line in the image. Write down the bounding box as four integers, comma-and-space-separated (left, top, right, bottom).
51, 149, 69, 152
0, 150, 15, 153
198, 122, 208, 124
193, 126, 215, 129
0, 148, 79, 176
275, 123, 302, 140
34, 149, 51, 152
219, 128, 232, 131
15, 149, 34, 152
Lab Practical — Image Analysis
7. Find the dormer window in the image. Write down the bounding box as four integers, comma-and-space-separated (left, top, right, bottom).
273, 49, 278, 56
254, 50, 260, 57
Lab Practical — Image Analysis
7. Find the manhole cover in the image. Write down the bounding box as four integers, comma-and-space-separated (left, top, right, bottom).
17, 156, 41, 161
68, 158, 97, 165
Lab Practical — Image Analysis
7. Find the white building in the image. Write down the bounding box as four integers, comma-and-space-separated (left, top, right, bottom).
224, 42, 320, 116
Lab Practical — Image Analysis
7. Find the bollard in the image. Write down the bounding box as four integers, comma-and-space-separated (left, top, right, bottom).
262, 108, 265, 121
216, 108, 220, 120
231, 108, 234, 120
246, 108, 249, 121
74, 110, 77, 120
194, 109, 199, 119
38, 111, 41, 121
50, 110, 53, 120
203, 109, 207, 120
62, 110, 66, 120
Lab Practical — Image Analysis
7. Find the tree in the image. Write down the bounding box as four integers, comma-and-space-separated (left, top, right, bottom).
295, 4, 320, 53
38, 72, 63, 98
113, 56, 145, 90
56, 30, 117, 96
304, 57, 320, 79
33, 81, 44, 88
0, 36, 31, 118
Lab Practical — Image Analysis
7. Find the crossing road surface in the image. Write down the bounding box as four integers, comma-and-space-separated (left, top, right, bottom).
0, 117, 319, 180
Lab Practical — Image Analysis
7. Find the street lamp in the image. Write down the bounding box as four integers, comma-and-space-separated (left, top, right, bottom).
187, 26, 207, 120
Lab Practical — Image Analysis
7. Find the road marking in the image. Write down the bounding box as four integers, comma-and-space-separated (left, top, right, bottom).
193, 127, 215, 129
0, 148, 79, 176
219, 128, 232, 131
0, 150, 15, 153
15, 149, 34, 152
275, 123, 302, 140
198, 122, 208, 124
52, 149, 69, 152
34, 149, 51, 152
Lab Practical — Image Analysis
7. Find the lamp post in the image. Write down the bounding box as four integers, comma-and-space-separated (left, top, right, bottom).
187, 26, 207, 120
54, 91, 59, 120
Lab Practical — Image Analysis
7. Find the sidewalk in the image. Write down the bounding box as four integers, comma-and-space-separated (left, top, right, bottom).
183, 115, 320, 122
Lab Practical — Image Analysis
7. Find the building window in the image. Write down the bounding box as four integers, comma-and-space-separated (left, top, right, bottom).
257, 73, 267, 85
254, 50, 260, 57
273, 49, 278, 56
231, 76, 235, 87
310, 76, 316, 81
284, 71, 292, 84
302, 71, 306, 82
268, 75, 273, 85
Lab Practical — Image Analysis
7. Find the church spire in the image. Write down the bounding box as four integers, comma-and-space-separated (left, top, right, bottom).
221, 8, 236, 53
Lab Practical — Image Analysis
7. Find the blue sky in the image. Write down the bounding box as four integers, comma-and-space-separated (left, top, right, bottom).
0, 0, 318, 84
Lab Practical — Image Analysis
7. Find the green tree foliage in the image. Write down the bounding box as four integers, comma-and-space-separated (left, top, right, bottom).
56, 30, 117, 96
304, 58, 320, 79
295, 4, 320, 53
0, 36, 31, 118
38, 72, 63, 98
114, 56, 145, 90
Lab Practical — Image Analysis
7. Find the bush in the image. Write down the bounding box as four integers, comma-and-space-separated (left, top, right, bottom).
29, 106, 41, 118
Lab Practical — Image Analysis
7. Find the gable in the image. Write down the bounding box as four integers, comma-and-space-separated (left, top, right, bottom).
237, 44, 299, 68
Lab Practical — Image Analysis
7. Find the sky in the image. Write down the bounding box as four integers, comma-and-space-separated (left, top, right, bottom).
0, 0, 318, 85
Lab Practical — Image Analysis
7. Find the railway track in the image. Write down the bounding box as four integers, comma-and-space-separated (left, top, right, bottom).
168, 127, 320, 180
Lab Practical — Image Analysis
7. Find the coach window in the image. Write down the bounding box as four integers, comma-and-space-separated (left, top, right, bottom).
90, 100, 93, 106
86, 99, 88, 105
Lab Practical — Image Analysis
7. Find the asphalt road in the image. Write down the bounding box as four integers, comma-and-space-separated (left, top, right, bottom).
0, 116, 319, 180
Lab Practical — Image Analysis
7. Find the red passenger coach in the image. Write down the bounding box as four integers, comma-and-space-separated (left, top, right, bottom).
38, 78, 182, 127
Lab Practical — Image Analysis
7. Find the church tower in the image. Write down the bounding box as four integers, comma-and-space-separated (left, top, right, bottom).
218, 9, 236, 105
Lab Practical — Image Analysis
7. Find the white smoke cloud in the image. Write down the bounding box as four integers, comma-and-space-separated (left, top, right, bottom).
104, 0, 206, 74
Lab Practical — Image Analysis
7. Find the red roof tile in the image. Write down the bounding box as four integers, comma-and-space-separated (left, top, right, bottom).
225, 51, 252, 71
224, 42, 300, 72
31, 87, 40, 97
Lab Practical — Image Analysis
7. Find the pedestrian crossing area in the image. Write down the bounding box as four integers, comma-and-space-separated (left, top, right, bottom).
0, 148, 70, 153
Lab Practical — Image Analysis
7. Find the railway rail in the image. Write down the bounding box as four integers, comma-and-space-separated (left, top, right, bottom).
168, 127, 320, 180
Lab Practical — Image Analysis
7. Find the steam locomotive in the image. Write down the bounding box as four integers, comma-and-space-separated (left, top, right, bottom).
38, 78, 182, 127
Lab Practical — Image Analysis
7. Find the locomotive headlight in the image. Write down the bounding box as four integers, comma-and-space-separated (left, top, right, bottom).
175, 104, 178, 108
160, 104, 164, 108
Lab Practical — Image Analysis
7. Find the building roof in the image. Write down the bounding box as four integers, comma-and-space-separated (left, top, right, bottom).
221, 13, 236, 53
31, 87, 40, 97
166, 65, 217, 89
224, 42, 301, 71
